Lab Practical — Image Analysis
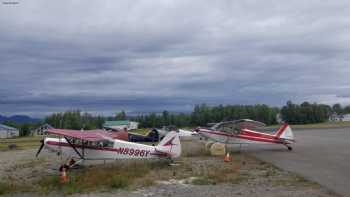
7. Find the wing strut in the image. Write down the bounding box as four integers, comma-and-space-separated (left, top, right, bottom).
82, 140, 85, 159
64, 137, 84, 159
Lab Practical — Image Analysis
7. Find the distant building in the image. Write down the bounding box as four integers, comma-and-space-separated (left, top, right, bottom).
32, 123, 53, 136
328, 113, 350, 122
103, 120, 139, 130
276, 113, 283, 124
342, 114, 350, 121
0, 124, 19, 138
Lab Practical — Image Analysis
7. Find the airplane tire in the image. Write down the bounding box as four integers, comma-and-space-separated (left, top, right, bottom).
288, 146, 292, 151
205, 141, 214, 151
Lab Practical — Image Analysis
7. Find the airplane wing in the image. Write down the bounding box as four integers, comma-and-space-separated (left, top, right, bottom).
234, 119, 266, 130
211, 119, 266, 131
47, 128, 128, 142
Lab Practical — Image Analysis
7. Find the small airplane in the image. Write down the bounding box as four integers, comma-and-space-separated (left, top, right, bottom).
36, 128, 181, 168
194, 119, 295, 150
156, 125, 198, 138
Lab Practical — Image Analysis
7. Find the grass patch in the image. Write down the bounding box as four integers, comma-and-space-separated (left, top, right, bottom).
290, 121, 350, 129
190, 176, 216, 185
0, 136, 42, 151
271, 173, 319, 188
0, 182, 12, 195
177, 153, 250, 185
267, 121, 350, 130
129, 128, 151, 135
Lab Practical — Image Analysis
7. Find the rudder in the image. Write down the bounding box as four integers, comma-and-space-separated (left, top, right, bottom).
157, 131, 181, 158
276, 123, 294, 141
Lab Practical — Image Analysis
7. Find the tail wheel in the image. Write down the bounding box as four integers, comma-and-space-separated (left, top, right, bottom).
284, 144, 293, 151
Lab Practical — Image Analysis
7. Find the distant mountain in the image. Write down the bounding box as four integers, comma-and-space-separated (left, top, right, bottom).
0, 115, 41, 124
0, 115, 6, 123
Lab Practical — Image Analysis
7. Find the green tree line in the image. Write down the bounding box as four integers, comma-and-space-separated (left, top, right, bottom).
280, 101, 350, 124
44, 110, 105, 130
14, 101, 350, 134
132, 104, 279, 127
281, 101, 331, 124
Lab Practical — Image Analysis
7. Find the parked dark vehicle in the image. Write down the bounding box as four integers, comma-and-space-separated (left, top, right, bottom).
128, 129, 160, 142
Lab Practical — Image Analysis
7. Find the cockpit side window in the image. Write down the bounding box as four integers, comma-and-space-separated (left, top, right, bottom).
100, 140, 114, 148
217, 123, 240, 135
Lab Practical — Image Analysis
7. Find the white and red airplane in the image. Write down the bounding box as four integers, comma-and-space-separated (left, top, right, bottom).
36, 128, 181, 168
194, 119, 295, 150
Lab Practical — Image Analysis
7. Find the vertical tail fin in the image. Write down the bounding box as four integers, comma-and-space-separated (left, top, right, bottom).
156, 131, 181, 158
275, 123, 294, 141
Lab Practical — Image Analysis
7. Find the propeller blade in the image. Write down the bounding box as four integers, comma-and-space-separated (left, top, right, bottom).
36, 139, 45, 157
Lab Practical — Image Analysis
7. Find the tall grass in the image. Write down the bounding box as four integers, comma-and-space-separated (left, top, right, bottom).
0, 182, 11, 195
38, 160, 169, 195
0, 181, 33, 195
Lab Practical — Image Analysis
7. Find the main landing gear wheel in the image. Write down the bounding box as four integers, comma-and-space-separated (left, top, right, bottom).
284, 144, 293, 151
205, 141, 214, 151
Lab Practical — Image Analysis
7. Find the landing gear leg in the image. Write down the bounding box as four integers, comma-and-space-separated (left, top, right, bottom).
168, 158, 180, 166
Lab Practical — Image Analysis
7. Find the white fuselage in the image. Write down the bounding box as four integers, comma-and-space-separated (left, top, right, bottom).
44, 137, 165, 160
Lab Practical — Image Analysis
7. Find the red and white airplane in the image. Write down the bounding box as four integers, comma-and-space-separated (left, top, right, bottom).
194, 119, 295, 150
36, 128, 181, 167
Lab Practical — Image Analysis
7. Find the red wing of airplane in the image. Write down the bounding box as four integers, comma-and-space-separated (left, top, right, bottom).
47, 128, 129, 142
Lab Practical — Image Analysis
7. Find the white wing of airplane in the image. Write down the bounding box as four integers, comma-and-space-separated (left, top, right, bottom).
211, 119, 266, 131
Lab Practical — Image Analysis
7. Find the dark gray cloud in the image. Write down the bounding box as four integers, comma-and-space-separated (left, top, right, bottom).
1, 0, 350, 117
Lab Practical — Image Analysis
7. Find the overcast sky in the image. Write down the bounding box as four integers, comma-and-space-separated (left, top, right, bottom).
1, 0, 350, 117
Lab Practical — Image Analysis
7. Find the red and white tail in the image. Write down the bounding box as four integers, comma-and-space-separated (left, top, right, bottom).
156, 131, 181, 158
275, 123, 294, 141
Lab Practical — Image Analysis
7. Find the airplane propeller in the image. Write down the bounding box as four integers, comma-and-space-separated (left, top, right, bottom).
36, 139, 45, 157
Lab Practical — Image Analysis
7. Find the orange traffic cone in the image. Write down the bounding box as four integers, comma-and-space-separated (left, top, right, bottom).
224, 152, 231, 162
60, 168, 68, 184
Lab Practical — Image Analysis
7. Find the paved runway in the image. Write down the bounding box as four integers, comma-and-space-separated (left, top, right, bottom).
245, 128, 350, 197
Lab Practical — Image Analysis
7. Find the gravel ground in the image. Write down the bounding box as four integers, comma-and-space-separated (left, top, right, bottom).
0, 139, 340, 197
74, 182, 335, 197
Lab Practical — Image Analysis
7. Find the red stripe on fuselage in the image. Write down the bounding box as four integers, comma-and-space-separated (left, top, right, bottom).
198, 129, 284, 144
240, 129, 276, 139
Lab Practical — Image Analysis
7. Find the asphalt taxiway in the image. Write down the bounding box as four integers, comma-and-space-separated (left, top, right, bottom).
247, 128, 350, 196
